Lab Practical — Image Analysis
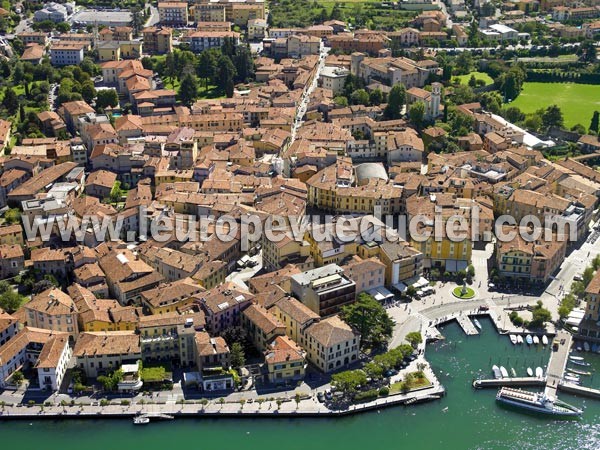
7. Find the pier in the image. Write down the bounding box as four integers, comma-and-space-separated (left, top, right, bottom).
456, 314, 479, 336
544, 331, 571, 398
473, 377, 546, 389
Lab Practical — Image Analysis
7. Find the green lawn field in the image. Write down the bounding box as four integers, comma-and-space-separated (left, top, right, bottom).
510, 82, 600, 129
456, 71, 494, 86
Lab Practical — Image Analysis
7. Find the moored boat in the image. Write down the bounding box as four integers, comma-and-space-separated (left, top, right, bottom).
517, 335, 524, 344
527, 367, 533, 377
542, 335, 548, 346
492, 365, 502, 379
511, 368, 517, 377
500, 366, 509, 378
533, 336, 540, 345
584, 342, 591, 352
510, 335, 517, 345
496, 387, 583, 417
526, 335, 533, 345
570, 359, 591, 367
474, 319, 482, 330
535, 367, 544, 378
568, 368, 592, 376
569, 355, 585, 361
133, 415, 150, 425
564, 376, 580, 384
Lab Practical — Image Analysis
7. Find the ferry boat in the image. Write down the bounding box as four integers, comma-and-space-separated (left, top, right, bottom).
496, 387, 583, 417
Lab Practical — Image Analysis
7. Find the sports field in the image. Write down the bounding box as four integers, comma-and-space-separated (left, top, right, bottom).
510, 82, 600, 129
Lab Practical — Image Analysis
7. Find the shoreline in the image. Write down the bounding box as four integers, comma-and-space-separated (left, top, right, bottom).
0, 384, 445, 420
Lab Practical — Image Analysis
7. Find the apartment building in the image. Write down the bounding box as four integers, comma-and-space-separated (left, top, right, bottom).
158, 2, 189, 26
23, 288, 79, 338
302, 315, 360, 372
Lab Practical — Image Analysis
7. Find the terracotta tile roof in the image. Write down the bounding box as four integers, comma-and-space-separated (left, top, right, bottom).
73, 331, 140, 357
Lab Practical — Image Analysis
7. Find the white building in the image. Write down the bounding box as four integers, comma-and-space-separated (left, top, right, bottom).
480, 24, 519, 41
34, 2, 70, 23
36, 335, 72, 391
319, 66, 350, 95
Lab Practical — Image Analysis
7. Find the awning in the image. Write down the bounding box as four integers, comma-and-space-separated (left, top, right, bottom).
368, 286, 394, 302
393, 282, 407, 293
412, 277, 429, 288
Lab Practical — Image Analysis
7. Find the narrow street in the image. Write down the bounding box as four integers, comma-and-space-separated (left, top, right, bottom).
290, 45, 330, 143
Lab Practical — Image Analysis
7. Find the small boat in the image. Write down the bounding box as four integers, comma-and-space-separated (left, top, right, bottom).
517, 335, 524, 344
533, 336, 540, 345
535, 367, 544, 378
566, 372, 581, 380
542, 335, 548, 346
527, 367, 534, 377
593, 344, 599, 353
493, 365, 503, 379
584, 342, 591, 352
564, 376, 580, 384
576, 345, 583, 352
500, 366, 509, 378
570, 359, 592, 367
133, 416, 150, 425
526, 335, 533, 345
511, 368, 517, 377
510, 335, 518, 345
569, 355, 585, 361
568, 368, 592, 376
474, 319, 482, 330
496, 387, 583, 417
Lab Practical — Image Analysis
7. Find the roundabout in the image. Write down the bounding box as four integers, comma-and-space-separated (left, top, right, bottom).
452, 286, 476, 299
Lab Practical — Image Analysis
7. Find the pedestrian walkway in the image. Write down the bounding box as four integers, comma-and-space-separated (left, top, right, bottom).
456, 314, 479, 336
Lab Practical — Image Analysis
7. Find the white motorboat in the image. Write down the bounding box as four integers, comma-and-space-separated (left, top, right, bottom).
569, 355, 585, 361
535, 367, 544, 378
570, 359, 592, 367
542, 335, 548, 345
474, 319, 482, 330
511, 368, 517, 377
584, 342, 591, 352
509, 335, 518, 345
133, 415, 150, 425
493, 365, 503, 379
568, 368, 592, 376
527, 367, 534, 377
564, 376, 580, 384
500, 366, 509, 378
533, 336, 540, 345
526, 335, 533, 345
566, 372, 581, 380
517, 335, 524, 344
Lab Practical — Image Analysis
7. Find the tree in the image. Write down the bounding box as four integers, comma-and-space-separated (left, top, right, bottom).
409, 100, 426, 130
109, 181, 123, 203
231, 342, 245, 370
11, 370, 24, 386
81, 82, 96, 104
369, 89, 383, 106
542, 105, 564, 129
384, 83, 406, 120
405, 331, 422, 349
504, 106, 525, 124
55, 22, 70, 33
582, 267, 595, 287
340, 293, 394, 350
0, 289, 25, 312
217, 55, 236, 97
350, 89, 369, 106
571, 124, 586, 135
330, 369, 367, 397
96, 89, 119, 110
221, 326, 247, 346
333, 96, 348, 107
363, 361, 384, 380
3, 88, 18, 113
179, 73, 199, 106
197, 50, 217, 88
530, 301, 551, 328
497, 66, 526, 101
3, 208, 21, 225
468, 74, 477, 87
590, 111, 599, 134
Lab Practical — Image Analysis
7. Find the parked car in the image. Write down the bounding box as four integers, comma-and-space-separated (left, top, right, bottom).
317, 392, 324, 403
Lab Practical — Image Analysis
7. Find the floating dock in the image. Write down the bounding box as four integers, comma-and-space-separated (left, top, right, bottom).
456, 314, 479, 336
545, 331, 571, 398
473, 377, 546, 389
